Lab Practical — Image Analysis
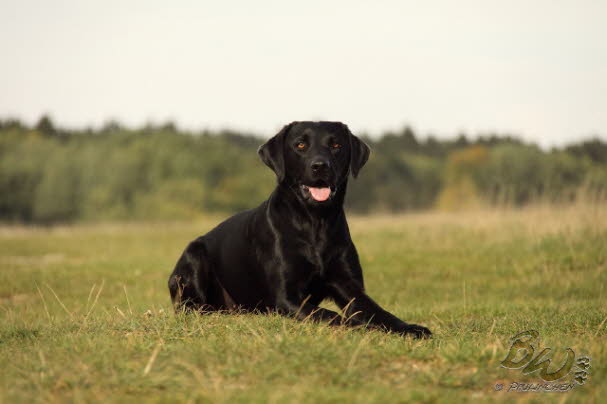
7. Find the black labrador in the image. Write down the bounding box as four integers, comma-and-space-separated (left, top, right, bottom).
168, 121, 431, 338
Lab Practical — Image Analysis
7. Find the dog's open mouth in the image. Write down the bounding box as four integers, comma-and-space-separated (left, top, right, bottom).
301, 184, 335, 202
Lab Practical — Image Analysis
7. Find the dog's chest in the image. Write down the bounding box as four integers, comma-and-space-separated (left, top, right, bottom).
306, 245, 325, 274
299, 231, 332, 274
290, 217, 342, 275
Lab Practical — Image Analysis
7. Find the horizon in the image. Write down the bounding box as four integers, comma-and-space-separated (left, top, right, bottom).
5, 113, 605, 151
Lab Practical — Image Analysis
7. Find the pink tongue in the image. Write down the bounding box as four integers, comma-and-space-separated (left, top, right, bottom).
309, 187, 331, 201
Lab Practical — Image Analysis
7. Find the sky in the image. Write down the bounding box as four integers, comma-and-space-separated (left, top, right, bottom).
1, 0, 606, 147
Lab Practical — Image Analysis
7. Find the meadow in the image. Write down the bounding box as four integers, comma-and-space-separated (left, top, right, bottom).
1, 204, 605, 403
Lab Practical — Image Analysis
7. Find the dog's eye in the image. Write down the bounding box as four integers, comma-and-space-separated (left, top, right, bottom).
296, 142, 306, 150
332, 143, 341, 149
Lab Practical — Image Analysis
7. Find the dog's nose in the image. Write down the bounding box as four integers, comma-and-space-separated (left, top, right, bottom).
311, 160, 330, 173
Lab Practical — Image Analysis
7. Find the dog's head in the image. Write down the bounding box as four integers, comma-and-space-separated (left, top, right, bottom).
258, 121, 370, 205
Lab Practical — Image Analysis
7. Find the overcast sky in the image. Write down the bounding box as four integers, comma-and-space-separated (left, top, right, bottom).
1, 1, 606, 146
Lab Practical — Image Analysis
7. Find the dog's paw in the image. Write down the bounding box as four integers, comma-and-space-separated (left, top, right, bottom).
400, 324, 432, 339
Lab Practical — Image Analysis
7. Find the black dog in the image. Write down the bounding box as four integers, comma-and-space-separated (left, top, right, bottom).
168, 121, 431, 338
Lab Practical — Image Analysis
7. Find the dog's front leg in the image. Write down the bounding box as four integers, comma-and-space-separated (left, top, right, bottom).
328, 271, 431, 338
340, 288, 431, 338
275, 274, 343, 324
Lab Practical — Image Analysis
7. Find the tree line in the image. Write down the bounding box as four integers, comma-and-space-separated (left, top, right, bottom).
1, 116, 606, 223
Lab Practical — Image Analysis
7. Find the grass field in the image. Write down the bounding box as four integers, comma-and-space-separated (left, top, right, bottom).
1, 205, 606, 403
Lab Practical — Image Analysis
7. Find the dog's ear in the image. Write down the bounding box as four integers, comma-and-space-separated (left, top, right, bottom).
258, 122, 295, 182
346, 126, 370, 178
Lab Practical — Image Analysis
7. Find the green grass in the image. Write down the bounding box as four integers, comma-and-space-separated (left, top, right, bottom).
1, 205, 606, 403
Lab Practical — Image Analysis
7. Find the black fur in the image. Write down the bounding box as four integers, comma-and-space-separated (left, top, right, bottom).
168, 121, 431, 338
